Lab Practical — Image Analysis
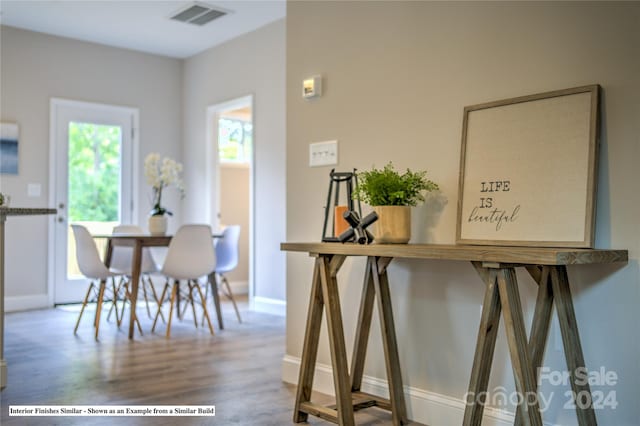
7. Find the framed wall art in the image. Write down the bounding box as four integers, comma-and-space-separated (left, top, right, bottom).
456, 85, 600, 248
0, 122, 19, 175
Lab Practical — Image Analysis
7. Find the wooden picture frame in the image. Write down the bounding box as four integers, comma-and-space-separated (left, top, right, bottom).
456, 85, 600, 248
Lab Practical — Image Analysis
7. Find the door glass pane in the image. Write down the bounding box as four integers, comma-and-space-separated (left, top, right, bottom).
66, 121, 122, 278
218, 117, 252, 164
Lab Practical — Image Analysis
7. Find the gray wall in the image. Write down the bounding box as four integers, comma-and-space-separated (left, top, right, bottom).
0, 26, 183, 307
0, 20, 287, 310
285, 2, 639, 425
182, 19, 286, 302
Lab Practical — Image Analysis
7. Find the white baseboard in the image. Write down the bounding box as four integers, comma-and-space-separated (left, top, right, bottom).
252, 296, 286, 316
282, 355, 559, 426
5, 294, 49, 312
228, 280, 248, 295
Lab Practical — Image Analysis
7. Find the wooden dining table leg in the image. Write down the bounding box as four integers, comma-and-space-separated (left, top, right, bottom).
208, 272, 224, 330
127, 241, 143, 339
550, 266, 598, 426
496, 267, 542, 426
463, 263, 501, 426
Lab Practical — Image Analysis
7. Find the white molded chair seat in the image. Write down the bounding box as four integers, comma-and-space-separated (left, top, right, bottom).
211, 225, 242, 323
152, 224, 217, 338
71, 224, 127, 340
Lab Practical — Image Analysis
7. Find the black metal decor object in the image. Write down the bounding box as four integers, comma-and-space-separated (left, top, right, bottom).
337, 210, 378, 244
322, 169, 362, 242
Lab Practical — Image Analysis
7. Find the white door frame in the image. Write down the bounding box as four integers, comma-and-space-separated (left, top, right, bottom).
206, 94, 255, 302
48, 98, 140, 305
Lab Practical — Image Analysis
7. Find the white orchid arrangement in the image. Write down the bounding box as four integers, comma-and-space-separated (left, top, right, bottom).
144, 153, 185, 216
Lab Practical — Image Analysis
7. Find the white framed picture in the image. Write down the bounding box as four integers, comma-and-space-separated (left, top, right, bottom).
456, 85, 600, 248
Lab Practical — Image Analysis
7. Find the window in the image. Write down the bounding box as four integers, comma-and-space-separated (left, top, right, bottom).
218, 118, 252, 164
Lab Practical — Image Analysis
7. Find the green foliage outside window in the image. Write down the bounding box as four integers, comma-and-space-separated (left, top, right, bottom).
68, 122, 121, 222
218, 118, 252, 163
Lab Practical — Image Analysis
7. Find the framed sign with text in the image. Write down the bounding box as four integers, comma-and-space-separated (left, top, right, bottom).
456, 85, 600, 248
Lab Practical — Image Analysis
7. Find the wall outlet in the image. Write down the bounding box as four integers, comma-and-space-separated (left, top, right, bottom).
309, 140, 338, 167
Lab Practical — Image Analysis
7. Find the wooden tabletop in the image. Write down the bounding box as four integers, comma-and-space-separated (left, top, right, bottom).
94, 233, 223, 241
281, 242, 628, 266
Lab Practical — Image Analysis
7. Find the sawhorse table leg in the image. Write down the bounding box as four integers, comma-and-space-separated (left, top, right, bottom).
294, 255, 407, 425
464, 263, 597, 426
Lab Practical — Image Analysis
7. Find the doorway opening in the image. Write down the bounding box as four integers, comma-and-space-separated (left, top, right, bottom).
207, 95, 253, 301
49, 98, 138, 305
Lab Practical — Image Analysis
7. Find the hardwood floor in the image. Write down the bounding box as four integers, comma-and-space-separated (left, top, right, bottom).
0, 297, 424, 425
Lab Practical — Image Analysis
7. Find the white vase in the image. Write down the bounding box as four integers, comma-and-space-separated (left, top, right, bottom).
148, 215, 168, 235
373, 205, 411, 243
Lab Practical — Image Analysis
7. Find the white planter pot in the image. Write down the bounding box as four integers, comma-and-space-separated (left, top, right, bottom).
373, 205, 411, 244
148, 215, 168, 235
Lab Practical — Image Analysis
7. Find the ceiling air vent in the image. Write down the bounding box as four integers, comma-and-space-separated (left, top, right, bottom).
170, 2, 228, 26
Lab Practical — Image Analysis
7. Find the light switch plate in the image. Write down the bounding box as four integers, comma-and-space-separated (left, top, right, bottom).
27, 183, 41, 197
309, 140, 338, 167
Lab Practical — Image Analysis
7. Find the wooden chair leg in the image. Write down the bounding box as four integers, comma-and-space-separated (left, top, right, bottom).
152, 283, 169, 333
114, 279, 128, 327
74, 282, 95, 334
165, 280, 179, 339
221, 274, 242, 323
141, 276, 153, 319
123, 285, 143, 336
194, 280, 215, 335
135, 313, 143, 335
176, 283, 183, 321
200, 279, 209, 327
179, 285, 191, 320
94, 280, 107, 341
106, 278, 120, 323
148, 278, 166, 324
187, 281, 199, 328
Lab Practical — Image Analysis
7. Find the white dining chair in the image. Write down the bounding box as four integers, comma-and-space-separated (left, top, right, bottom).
109, 224, 163, 323
152, 224, 216, 338
71, 224, 130, 340
212, 225, 242, 323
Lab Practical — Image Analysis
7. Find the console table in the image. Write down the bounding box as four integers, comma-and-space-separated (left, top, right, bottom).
281, 243, 627, 426
0, 207, 56, 389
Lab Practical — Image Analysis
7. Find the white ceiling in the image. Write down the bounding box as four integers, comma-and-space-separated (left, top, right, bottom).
0, 0, 286, 59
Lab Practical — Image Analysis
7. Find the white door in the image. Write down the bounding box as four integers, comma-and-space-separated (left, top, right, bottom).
51, 99, 137, 304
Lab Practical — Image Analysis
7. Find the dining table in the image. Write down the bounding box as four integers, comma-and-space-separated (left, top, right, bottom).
96, 232, 224, 339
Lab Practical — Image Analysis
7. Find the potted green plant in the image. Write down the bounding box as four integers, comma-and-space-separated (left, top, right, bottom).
353, 162, 439, 243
